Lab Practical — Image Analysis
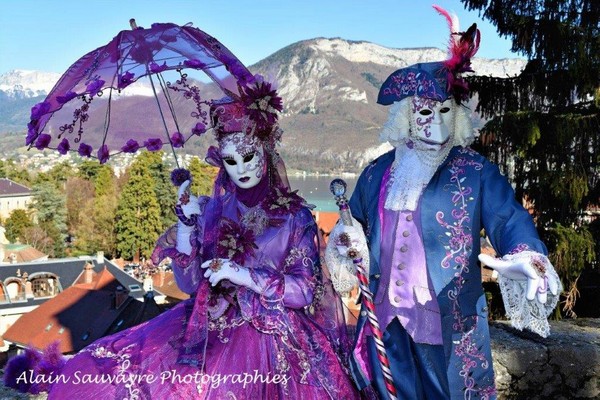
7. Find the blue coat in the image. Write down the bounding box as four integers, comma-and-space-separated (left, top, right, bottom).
348, 147, 547, 399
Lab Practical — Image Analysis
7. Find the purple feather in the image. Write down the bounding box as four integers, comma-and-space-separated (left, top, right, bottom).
3, 347, 41, 393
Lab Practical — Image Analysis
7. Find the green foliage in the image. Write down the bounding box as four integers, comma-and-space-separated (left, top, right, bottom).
463, 0, 599, 315
549, 223, 596, 282
114, 159, 163, 260
3, 159, 32, 186
547, 223, 596, 316
4, 209, 33, 243
188, 156, 218, 196
77, 161, 104, 181
94, 165, 117, 197
34, 162, 76, 190
29, 181, 68, 257
136, 152, 177, 231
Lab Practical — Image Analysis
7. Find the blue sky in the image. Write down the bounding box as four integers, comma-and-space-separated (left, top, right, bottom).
0, 0, 522, 75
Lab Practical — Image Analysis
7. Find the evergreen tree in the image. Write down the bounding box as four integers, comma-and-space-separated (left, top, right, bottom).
4, 209, 33, 243
28, 181, 68, 257
462, 0, 599, 315
188, 156, 219, 196
114, 159, 162, 260
78, 160, 104, 181
136, 151, 177, 230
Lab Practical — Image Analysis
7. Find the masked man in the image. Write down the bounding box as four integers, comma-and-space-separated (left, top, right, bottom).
326, 7, 561, 400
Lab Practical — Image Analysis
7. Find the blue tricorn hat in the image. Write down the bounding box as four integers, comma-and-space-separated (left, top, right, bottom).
377, 61, 450, 106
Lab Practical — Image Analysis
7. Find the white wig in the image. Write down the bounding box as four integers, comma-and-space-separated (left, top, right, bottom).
379, 97, 476, 148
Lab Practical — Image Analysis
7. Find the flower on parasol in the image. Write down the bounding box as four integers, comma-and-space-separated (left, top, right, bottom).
57, 138, 70, 155
121, 139, 140, 153
78, 143, 93, 157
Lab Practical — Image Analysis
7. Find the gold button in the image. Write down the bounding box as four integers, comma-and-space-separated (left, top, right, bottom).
402, 230, 410, 237
394, 296, 401, 303
406, 214, 413, 221
400, 245, 408, 252
396, 280, 403, 286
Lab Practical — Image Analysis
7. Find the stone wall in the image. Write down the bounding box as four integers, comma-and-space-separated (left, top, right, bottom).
491, 319, 600, 399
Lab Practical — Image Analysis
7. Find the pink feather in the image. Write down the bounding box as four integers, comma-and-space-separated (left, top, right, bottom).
432, 5, 481, 102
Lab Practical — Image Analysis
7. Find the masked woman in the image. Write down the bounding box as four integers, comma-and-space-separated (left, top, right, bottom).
12, 78, 359, 399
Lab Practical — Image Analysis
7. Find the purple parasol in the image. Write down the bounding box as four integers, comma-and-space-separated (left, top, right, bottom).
26, 20, 257, 164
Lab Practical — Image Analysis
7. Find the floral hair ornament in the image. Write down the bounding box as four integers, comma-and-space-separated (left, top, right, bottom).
378, 5, 480, 105
210, 75, 284, 152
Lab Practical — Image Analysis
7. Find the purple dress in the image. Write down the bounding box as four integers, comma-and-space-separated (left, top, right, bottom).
47, 188, 359, 399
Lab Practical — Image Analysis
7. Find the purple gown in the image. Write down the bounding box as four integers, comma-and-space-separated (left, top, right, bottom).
47, 188, 359, 399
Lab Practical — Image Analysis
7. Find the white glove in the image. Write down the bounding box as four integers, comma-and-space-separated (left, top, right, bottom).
176, 180, 200, 219
479, 253, 560, 304
332, 223, 367, 259
324, 218, 368, 295
201, 258, 262, 294
175, 180, 200, 255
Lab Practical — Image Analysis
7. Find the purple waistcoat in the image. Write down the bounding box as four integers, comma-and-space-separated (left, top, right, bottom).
373, 167, 442, 345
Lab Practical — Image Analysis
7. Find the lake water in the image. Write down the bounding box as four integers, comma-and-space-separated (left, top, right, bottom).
288, 175, 359, 212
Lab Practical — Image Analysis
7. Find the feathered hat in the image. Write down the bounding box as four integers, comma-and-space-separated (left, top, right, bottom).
377, 4, 480, 105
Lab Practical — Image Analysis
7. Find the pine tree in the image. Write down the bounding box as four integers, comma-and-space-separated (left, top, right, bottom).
462, 0, 599, 315
114, 159, 163, 260
136, 151, 177, 231
28, 182, 68, 257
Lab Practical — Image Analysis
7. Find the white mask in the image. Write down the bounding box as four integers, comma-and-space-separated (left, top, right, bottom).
219, 132, 265, 189
410, 97, 455, 146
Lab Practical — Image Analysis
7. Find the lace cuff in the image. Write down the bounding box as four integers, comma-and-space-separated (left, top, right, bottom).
498, 251, 562, 338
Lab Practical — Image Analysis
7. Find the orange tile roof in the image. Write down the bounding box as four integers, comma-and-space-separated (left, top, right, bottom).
152, 271, 189, 301
3, 268, 133, 353
311, 211, 340, 242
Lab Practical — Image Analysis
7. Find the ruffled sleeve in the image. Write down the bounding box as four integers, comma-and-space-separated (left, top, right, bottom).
480, 159, 562, 336
151, 196, 209, 294
495, 250, 562, 337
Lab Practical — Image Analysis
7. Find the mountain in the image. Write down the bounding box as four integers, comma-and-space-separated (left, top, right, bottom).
0, 38, 526, 173
250, 38, 525, 171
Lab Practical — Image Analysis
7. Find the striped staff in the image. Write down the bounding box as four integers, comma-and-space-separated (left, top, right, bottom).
330, 179, 398, 400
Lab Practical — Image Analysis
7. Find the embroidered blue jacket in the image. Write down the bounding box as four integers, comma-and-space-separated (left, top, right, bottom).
348, 147, 547, 399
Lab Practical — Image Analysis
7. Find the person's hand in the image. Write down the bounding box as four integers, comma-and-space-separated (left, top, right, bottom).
201, 259, 261, 293
176, 180, 200, 219
478, 254, 560, 303
332, 224, 366, 259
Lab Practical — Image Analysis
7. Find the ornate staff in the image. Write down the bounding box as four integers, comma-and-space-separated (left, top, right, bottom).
329, 179, 398, 400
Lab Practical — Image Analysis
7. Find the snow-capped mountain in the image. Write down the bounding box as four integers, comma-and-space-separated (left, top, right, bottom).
0, 70, 61, 98
0, 38, 526, 172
